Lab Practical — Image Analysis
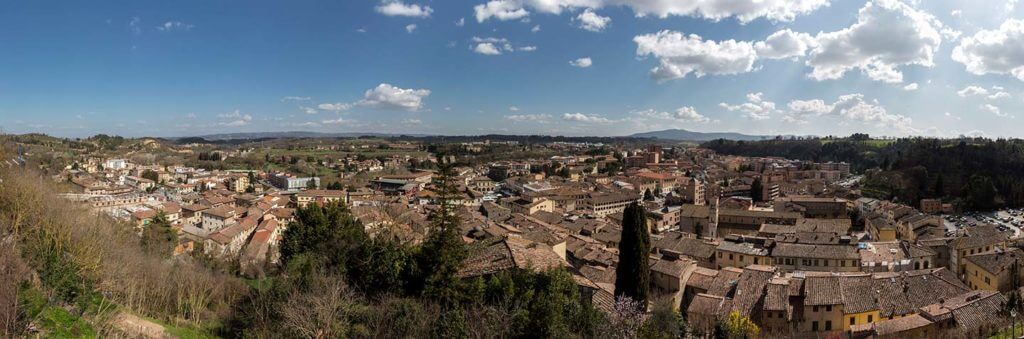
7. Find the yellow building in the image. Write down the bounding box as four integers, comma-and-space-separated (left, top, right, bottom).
963, 248, 1024, 292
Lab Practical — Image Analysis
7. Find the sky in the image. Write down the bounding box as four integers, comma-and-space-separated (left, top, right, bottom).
2, 0, 1024, 138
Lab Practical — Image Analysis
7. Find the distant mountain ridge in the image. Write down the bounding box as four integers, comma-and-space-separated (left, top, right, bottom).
184, 131, 427, 141
628, 129, 771, 141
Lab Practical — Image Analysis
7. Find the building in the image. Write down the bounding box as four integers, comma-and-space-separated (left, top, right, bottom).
920, 199, 942, 214
584, 191, 640, 217
268, 173, 319, 190
771, 243, 860, 272
773, 196, 848, 219
294, 189, 347, 207
962, 247, 1024, 292
715, 237, 772, 268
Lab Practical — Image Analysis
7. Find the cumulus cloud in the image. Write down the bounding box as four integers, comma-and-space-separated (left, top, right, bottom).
957, 85, 989, 97
806, 0, 945, 83
376, 1, 433, 18
471, 36, 534, 55
562, 112, 613, 123
357, 83, 431, 111
634, 31, 758, 81
474, 0, 530, 22
472, 0, 828, 24
506, 114, 553, 122
754, 29, 817, 60
531, 25, 541, 33
300, 106, 318, 115
981, 104, 1007, 117
956, 85, 1011, 100
217, 110, 253, 127
318, 103, 353, 112
405, 24, 417, 33
569, 57, 593, 68
456, 18, 466, 27
720, 92, 777, 120
575, 9, 610, 32
474, 42, 503, 55
634, 107, 710, 123
784, 94, 914, 132
903, 83, 919, 91
953, 19, 1024, 81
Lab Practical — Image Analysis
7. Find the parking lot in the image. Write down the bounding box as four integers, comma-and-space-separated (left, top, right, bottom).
944, 208, 1024, 238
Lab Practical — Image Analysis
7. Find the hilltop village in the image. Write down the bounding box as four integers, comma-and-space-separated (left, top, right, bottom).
23, 135, 1024, 337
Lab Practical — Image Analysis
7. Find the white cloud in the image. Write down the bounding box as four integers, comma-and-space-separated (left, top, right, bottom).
569, 57, 593, 68
989, 91, 1011, 100
506, 114, 552, 122
754, 29, 816, 60
957, 85, 989, 97
634, 30, 758, 81
562, 112, 613, 123
720, 92, 777, 120
953, 19, 1024, 81
806, 0, 945, 83
281, 96, 311, 102
375, 1, 433, 18
402, 119, 423, 125
471, 36, 534, 55
317, 103, 353, 112
321, 118, 348, 125
509, 106, 520, 111
575, 9, 610, 32
217, 110, 253, 127
634, 107, 710, 123
456, 18, 466, 27
903, 83, 919, 91
405, 24, 417, 33
785, 94, 914, 132
474, 42, 503, 55
531, 25, 541, 33
472, 0, 828, 24
357, 83, 431, 111
300, 106, 318, 115
156, 21, 193, 32
474, 0, 530, 22
982, 104, 1007, 117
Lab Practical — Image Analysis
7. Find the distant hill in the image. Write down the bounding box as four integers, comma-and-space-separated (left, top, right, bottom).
184, 131, 428, 141
629, 129, 771, 141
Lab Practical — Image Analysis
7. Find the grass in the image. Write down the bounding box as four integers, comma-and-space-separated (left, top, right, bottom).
19, 287, 97, 338
990, 322, 1023, 338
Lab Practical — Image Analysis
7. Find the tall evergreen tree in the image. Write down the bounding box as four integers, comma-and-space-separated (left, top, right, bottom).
934, 173, 945, 197
414, 164, 468, 306
615, 202, 650, 309
750, 177, 764, 203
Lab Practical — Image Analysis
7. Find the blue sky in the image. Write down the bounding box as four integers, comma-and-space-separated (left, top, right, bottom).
2, 0, 1024, 138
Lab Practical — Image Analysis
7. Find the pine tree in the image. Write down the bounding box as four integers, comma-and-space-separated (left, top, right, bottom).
415, 164, 468, 306
615, 202, 650, 309
934, 173, 945, 197
750, 177, 764, 203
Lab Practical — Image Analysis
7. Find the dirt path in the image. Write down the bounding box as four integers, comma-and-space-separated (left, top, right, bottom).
111, 312, 168, 339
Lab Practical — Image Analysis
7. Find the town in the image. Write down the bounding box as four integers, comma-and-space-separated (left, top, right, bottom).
12, 133, 1020, 338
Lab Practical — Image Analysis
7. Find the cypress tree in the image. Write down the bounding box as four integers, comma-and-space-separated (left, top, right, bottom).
615, 201, 650, 308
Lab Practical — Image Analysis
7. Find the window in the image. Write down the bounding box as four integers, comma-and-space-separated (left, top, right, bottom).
826, 305, 832, 312
754, 257, 760, 264
868, 315, 873, 323
850, 318, 855, 326
841, 260, 846, 267
729, 254, 733, 260
767, 312, 773, 318
740, 255, 744, 262
718, 252, 722, 258
985, 277, 991, 284
813, 306, 819, 312
825, 321, 832, 331
812, 321, 819, 331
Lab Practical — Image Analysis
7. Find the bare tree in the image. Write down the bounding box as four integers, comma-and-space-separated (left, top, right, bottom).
280, 275, 356, 339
